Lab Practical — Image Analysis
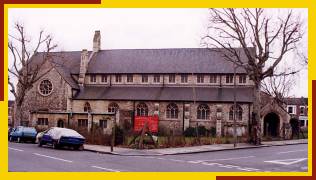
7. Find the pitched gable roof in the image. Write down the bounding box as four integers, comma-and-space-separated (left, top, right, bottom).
30, 48, 252, 89
87, 48, 250, 74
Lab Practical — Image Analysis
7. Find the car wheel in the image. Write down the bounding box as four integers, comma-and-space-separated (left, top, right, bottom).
52, 142, 59, 149
17, 137, 21, 143
78, 145, 84, 151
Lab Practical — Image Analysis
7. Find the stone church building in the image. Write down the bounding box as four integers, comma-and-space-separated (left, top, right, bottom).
19, 31, 290, 137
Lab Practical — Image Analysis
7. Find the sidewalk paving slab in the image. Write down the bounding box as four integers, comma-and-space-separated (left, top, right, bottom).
84, 139, 308, 156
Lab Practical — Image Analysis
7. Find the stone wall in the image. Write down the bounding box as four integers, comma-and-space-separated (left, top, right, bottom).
20, 67, 70, 125
70, 100, 251, 136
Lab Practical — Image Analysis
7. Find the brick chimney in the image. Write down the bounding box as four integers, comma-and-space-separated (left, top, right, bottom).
93, 30, 101, 52
78, 49, 89, 85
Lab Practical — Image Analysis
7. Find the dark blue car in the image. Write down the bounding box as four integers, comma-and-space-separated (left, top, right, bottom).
38, 127, 85, 150
9, 126, 37, 143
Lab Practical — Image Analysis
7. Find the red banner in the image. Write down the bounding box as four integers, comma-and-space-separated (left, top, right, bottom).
134, 115, 159, 133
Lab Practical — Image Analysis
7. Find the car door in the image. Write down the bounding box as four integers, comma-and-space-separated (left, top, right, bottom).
11, 127, 21, 138
41, 129, 54, 144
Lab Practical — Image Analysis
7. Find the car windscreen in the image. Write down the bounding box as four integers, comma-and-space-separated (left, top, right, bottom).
23, 127, 37, 133
50, 128, 84, 139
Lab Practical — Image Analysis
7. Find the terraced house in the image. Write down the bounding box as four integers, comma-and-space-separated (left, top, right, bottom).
19, 30, 290, 137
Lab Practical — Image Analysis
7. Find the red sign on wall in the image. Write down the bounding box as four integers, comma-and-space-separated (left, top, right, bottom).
134, 115, 159, 133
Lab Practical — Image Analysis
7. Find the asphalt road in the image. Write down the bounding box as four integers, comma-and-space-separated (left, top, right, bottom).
9, 142, 308, 172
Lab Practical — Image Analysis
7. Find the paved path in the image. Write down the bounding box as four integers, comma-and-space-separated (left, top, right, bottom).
84, 139, 308, 156
9, 142, 308, 172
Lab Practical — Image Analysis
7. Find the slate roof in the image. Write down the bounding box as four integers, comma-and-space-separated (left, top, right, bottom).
87, 48, 250, 74
30, 48, 253, 92
284, 97, 308, 106
74, 86, 253, 103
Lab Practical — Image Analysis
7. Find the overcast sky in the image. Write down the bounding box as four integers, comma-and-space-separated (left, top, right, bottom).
7, 8, 308, 100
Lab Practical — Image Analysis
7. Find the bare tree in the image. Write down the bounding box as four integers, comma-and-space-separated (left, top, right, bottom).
261, 67, 297, 105
202, 8, 303, 144
8, 22, 57, 127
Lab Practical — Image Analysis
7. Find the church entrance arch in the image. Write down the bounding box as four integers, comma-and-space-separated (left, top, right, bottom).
57, 119, 65, 128
263, 112, 280, 137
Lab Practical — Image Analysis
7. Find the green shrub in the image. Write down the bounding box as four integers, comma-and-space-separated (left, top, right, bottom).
210, 127, 216, 137
183, 127, 197, 137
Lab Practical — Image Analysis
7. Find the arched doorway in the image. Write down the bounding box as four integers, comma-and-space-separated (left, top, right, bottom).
57, 119, 64, 128
263, 112, 280, 137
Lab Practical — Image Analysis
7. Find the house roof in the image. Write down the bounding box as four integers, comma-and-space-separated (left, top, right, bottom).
284, 97, 308, 106
74, 86, 254, 103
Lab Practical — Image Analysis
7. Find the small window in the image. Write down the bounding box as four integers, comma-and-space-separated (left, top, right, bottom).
153, 75, 160, 83
169, 74, 175, 83
197, 75, 204, 83
84, 102, 91, 112
142, 75, 148, 83
90, 75, 96, 83
37, 118, 48, 126
127, 75, 133, 83
239, 75, 246, 84
115, 75, 122, 83
166, 103, 179, 119
108, 103, 119, 113
197, 104, 210, 120
226, 75, 233, 83
300, 106, 305, 115
101, 75, 107, 83
78, 119, 88, 127
181, 75, 188, 83
229, 105, 243, 121
288, 106, 294, 114
99, 120, 107, 128
39, 79, 53, 95
210, 75, 217, 83
136, 102, 148, 116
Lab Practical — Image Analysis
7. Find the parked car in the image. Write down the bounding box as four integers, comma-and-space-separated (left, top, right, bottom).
38, 127, 85, 150
9, 126, 37, 143
8, 127, 14, 140
36, 128, 51, 144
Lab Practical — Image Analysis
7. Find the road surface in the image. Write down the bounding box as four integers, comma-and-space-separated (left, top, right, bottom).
9, 142, 308, 172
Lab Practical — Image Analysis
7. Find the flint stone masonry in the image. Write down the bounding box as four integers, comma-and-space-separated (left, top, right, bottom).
17, 30, 290, 138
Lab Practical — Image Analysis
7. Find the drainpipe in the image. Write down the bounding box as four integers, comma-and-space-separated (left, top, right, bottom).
182, 102, 185, 133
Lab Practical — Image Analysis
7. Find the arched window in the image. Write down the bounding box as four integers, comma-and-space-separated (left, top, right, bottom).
229, 105, 243, 121
197, 104, 210, 120
136, 102, 148, 116
108, 102, 119, 113
84, 102, 91, 112
166, 103, 179, 119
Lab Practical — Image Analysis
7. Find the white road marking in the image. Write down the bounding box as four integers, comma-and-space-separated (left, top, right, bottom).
218, 165, 240, 168
187, 160, 204, 164
277, 150, 307, 154
187, 156, 254, 164
202, 156, 255, 162
237, 167, 258, 171
264, 158, 307, 165
91, 165, 121, 172
33, 153, 73, 163
169, 159, 186, 163
201, 162, 223, 166
8, 147, 24, 152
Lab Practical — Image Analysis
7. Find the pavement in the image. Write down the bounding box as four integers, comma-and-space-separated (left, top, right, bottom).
9, 142, 308, 172
83, 139, 308, 156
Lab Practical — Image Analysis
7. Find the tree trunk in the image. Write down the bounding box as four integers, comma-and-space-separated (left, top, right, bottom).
251, 83, 262, 145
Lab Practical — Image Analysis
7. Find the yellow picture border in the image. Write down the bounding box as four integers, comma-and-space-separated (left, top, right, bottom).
1, 0, 313, 179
